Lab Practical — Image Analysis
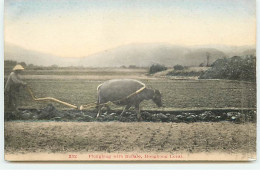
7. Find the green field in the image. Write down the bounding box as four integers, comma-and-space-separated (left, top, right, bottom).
12, 68, 256, 111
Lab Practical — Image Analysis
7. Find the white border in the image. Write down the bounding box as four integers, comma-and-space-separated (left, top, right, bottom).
0, 0, 259, 170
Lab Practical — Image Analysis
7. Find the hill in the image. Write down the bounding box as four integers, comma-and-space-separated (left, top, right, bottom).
4, 43, 75, 66
78, 43, 228, 67
4, 43, 255, 67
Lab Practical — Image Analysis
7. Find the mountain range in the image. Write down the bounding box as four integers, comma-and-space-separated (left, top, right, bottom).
4, 43, 255, 67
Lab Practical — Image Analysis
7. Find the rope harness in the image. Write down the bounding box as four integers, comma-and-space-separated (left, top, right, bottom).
26, 85, 146, 110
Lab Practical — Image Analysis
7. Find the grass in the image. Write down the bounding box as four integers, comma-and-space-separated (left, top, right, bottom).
17, 78, 256, 110
5, 67, 253, 111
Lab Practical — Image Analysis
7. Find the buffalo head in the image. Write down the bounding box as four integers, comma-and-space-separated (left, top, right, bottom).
152, 89, 162, 107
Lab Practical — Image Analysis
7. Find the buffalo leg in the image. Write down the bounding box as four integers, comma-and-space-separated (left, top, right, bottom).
105, 104, 111, 113
120, 104, 131, 117
96, 105, 103, 118
135, 104, 142, 121
96, 104, 111, 118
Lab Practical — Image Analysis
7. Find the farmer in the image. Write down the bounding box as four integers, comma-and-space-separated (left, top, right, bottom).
4, 64, 27, 112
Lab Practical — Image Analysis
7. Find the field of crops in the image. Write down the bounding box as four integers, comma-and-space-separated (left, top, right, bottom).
4, 68, 257, 160
12, 68, 256, 110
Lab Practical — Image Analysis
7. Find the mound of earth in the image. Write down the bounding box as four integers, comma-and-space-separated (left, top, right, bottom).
4, 104, 256, 123
199, 56, 256, 81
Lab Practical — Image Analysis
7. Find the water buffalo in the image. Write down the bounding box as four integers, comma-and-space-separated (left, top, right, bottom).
96, 79, 162, 120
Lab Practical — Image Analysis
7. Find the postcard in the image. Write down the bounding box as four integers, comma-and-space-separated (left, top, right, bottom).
4, 0, 256, 161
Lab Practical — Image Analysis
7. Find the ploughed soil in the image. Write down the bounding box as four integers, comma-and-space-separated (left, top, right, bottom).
5, 121, 256, 155
4, 104, 256, 123
5, 105, 256, 157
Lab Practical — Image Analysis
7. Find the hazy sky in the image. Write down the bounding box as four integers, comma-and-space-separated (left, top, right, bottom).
5, 0, 256, 57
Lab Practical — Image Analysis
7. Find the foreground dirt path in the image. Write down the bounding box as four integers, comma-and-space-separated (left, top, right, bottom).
5, 122, 256, 161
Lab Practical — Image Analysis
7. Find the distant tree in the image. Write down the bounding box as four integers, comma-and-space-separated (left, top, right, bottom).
129, 65, 137, 69
27, 64, 34, 68
173, 64, 184, 70
50, 64, 59, 69
199, 55, 256, 82
206, 52, 210, 67
199, 63, 204, 67
149, 64, 167, 74
19, 62, 27, 67
4, 60, 17, 67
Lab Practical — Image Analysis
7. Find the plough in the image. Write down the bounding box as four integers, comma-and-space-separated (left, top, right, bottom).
26, 85, 146, 110
27, 86, 80, 109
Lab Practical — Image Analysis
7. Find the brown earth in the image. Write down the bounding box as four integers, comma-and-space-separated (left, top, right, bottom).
5, 121, 256, 156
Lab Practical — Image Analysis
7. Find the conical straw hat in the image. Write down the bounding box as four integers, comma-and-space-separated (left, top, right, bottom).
13, 64, 25, 71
